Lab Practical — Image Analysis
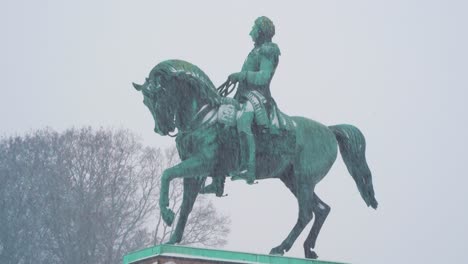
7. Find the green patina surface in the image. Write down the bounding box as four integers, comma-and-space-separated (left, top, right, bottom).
132, 16, 377, 259
123, 245, 347, 264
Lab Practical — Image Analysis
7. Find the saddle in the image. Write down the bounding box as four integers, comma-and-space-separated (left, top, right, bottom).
217, 91, 296, 134
199, 98, 296, 196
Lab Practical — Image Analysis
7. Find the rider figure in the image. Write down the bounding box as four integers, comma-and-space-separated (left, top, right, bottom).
228, 16, 281, 184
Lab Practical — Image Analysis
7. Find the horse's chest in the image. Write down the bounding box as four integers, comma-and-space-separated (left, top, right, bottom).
176, 126, 220, 158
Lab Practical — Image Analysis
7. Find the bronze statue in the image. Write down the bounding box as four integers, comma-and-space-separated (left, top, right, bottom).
227, 16, 282, 184
133, 16, 378, 259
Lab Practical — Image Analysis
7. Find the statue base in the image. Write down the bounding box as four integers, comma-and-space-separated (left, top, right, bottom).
123, 244, 347, 264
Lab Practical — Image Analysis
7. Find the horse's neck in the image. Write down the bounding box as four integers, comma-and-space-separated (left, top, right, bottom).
177, 101, 218, 133
176, 96, 210, 131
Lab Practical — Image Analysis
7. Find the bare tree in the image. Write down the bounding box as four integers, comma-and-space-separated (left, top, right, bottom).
0, 127, 230, 264
0, 131, 56, 264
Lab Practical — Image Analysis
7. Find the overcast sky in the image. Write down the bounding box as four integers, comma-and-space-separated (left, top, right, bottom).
2, 1, 468, 263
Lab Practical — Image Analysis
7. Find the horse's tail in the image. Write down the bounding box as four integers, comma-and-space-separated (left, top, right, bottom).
329, 124, 378, 209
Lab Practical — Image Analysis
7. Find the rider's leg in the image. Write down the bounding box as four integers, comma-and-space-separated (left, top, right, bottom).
231, 101, 255, 184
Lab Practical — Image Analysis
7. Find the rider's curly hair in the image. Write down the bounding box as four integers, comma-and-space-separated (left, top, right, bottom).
255, 16, 275, 42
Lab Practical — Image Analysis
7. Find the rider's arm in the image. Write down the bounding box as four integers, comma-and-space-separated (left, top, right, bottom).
244, 55, 275, 86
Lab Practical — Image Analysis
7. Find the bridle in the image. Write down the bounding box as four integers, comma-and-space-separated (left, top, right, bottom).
159, 78, 234, 138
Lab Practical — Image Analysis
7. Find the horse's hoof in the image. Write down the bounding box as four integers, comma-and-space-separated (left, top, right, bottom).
304, 248, 318, 259
269, 246, 285, 256
164, 239, 177, 245
162, 208, 175, 226
166, 231, 183, 245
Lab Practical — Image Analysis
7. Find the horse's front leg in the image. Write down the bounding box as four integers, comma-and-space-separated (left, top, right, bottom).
160, 156, 211, 226
166, 177, 204, 244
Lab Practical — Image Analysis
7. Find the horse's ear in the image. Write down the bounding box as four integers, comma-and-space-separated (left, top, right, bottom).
133, 82, 143, 91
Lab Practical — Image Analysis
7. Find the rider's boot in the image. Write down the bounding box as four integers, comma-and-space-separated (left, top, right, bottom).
231, 131, 256, 184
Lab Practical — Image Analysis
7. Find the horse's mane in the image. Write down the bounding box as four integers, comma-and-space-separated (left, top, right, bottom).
149, 60, 221, 106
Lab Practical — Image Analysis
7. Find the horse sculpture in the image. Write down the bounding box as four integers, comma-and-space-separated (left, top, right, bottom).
133, 59, 378, 259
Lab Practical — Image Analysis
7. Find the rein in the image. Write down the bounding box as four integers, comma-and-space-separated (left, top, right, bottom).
217, 80, 238, 97
171, 79, 236, 137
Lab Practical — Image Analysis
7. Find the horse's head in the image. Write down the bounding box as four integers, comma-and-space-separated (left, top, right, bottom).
134, 60, 222, 136
133, 76, 176, 136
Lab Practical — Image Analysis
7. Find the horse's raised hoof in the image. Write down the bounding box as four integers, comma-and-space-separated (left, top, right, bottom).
161, 207, 175, 226
269, 246, 285, 256
304, 248, 318, 259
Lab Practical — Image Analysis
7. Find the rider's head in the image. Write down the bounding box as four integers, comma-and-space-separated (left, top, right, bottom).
250, 16, 275, 45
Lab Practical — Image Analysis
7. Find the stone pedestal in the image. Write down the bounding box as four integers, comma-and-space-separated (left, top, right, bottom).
123, 245, 347, 264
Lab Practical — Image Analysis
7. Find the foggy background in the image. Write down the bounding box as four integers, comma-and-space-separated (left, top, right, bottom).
1, 1, 467, 263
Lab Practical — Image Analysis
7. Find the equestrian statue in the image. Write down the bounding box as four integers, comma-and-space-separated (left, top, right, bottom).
132, 16, 378, 259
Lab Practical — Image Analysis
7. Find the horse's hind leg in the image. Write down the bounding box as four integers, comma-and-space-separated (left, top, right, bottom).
303, 193, 331, 259
269, 181, 315, 256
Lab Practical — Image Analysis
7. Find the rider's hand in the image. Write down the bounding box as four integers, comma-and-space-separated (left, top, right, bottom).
228, 72, 246, 84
